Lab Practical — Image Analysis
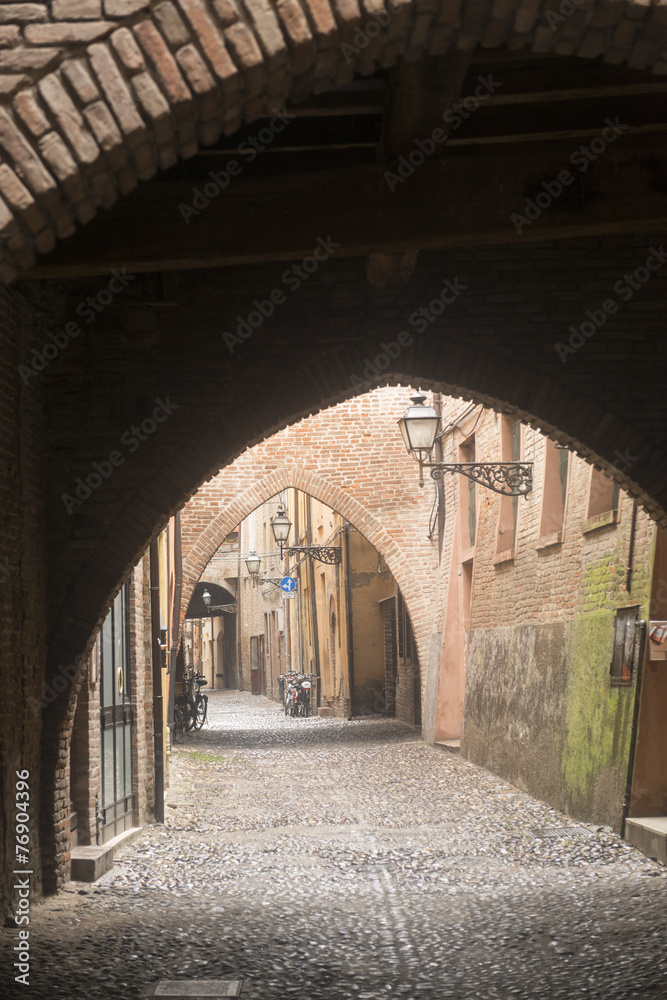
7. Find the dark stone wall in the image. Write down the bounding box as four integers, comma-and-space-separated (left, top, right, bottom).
0, 281, 58, 919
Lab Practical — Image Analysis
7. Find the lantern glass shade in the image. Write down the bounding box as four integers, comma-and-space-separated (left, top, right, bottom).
271, 507, 292, 546
398, 416, 412, 454
202, 588, 211, 607
399, 393, 439, 457
245, 551, 261, 576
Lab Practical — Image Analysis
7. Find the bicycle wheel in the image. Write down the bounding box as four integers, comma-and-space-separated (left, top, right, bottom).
194, 694, 207, 730
173, 699, 186, 740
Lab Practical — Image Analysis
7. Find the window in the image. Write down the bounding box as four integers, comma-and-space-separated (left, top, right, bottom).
587, 468, 620, 520
459, 436, 476, 549
496, 417, 521, 556
539, 441, 569, 541
610, 606, 643, 686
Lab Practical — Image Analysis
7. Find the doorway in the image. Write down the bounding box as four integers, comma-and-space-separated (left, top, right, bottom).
99, 583, 134, 843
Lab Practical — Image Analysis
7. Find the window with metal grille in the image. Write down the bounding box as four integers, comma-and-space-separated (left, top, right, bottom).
610, 605, 643, 686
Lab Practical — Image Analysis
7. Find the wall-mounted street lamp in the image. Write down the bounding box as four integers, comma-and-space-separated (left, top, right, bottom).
245, 551, 261, 578
201, 587, 237, 613
399, 393, 533, 496
271, 506, 292, 557
244, 551, 285, 589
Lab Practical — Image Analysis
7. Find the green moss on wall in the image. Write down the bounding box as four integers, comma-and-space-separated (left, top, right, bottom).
560, 608, 640, 827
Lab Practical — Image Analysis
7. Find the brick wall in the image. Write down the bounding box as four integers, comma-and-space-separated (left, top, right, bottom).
431, 402, 656, 829
69, 657, 100, 845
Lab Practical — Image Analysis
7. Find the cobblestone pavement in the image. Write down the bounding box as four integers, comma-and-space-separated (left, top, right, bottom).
4, 691, 667, 999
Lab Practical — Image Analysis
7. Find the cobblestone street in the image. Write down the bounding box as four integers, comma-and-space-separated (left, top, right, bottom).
6, 691, 667, 1000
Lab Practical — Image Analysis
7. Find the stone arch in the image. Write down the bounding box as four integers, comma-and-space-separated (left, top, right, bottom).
180, 465, 435, 671
0, 0, 665, 279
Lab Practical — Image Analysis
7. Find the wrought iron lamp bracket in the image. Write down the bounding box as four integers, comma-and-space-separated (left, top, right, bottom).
428, 461, 533, 497
286, 545, 342, 565
207, 603, 238, 613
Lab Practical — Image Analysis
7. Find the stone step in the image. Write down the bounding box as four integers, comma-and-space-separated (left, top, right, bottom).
70, 826, 142, 882
435, 739, 461, 753
624, 816, 667, 866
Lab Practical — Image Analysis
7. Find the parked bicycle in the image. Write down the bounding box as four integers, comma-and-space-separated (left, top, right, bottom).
192, 670, 208, 730
172, 668, 208, 740
280, 672, 316, 718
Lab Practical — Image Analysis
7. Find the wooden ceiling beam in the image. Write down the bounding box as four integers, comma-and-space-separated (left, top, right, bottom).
22, 133, 667, 280
368, 51, 472, 288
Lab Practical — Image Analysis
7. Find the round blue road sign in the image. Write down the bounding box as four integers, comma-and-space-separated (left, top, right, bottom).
280, 577, 296, 593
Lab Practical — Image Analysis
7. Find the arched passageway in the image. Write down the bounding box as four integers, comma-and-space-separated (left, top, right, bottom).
1, 0, 666, 919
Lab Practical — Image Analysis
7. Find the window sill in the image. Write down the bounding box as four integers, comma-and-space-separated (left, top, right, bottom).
581, 510, 619, 534
492, 548, 516, 566
536, 531, 563, 551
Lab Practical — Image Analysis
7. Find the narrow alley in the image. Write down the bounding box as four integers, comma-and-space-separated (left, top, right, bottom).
13, 692, 666, 1000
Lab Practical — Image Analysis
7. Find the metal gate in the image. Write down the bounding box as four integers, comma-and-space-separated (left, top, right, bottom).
100, 583, 134, 842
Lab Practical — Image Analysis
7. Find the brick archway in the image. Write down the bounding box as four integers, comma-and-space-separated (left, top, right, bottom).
181, 465, 436, 670
19, 240, 667, 897
0, 0, 664, 279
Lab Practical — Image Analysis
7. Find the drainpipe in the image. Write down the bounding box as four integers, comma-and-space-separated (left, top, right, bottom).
434, 393, 445, 553
626, 501, 638, 594
620, 618, 647, 839
167, 511, 182, 730
149, 539, 165, 823
344, 521, 356, 718
307, 496, 321, 692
